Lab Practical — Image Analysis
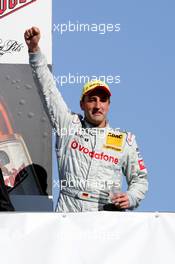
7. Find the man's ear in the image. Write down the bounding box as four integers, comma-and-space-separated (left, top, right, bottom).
80, 100, 84, 110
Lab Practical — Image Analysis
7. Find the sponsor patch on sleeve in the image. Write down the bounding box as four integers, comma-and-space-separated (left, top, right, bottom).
138, 159, 146, 170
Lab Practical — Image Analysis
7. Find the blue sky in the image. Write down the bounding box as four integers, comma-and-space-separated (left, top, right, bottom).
52, 0, 175, 211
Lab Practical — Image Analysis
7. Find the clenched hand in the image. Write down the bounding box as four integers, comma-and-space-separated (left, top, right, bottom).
24, 26, 40, 52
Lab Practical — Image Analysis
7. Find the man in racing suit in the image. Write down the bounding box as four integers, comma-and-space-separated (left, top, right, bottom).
24, 27, 148, 212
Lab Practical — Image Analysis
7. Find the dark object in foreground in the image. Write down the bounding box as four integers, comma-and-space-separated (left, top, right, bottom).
103, 203, 125, 211
0, 168, 14, 211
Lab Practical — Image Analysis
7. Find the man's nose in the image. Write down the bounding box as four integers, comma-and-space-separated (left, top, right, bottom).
94, 99, 101, 108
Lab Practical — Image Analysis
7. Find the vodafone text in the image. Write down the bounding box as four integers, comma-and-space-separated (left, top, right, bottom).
71, 140, 118, 164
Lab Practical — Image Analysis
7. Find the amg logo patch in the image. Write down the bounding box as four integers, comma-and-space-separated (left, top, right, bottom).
0, 0, 36, 19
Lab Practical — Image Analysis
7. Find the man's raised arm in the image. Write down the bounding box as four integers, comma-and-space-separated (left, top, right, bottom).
24, 27, 73, 133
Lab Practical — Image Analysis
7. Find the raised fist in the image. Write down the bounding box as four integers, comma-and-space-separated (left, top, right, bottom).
24, 27, 40, 52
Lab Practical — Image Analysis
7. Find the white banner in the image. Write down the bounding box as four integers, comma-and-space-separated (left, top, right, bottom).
0, 0, 52, 201
0, 212, 175, 263
0, 0, 52, 63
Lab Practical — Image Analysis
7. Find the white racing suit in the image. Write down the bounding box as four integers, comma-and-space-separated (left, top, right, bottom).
29, 51, 148, 212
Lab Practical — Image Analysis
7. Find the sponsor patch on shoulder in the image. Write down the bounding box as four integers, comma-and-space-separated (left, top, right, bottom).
72, 115, 80, 124
126, 132, 135, 146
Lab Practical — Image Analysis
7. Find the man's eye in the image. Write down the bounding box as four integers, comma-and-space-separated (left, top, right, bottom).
101, 98, 108, 102
89, 98, 95, 102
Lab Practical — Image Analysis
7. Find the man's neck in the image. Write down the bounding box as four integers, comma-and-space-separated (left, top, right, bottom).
84, 118, 107, 128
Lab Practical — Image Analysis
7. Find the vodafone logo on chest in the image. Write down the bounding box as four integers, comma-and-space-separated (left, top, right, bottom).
71, 140, 118, 165
0, 0, 36, 19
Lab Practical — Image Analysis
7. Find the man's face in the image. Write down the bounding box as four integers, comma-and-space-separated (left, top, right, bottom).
80, 88, 110, 127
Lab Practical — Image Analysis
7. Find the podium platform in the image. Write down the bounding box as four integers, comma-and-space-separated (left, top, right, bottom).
0, 211, 174, 264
